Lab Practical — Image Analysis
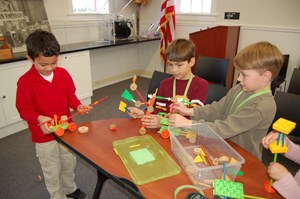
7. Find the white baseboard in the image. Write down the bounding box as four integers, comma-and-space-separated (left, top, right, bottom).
92, 69, 153, 90
0, 120, 28, 139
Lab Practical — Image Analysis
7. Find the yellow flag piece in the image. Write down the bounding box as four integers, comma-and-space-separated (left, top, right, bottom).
119, 101, 127, 112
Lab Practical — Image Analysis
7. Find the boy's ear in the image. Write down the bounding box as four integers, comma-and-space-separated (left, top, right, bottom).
262, 70, 272, 82
26, 55, 34, 64
189, 57, 196, 67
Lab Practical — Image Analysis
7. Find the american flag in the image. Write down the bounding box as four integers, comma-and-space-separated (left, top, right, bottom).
160, 0, 176, 67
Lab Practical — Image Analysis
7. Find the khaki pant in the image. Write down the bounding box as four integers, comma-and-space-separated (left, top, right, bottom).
36, 140, 77, 199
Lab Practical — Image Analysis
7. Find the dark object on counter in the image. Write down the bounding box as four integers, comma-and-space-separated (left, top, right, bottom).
113, 20, 131, 39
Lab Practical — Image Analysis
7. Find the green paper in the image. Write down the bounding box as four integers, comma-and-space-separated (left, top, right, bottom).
130, 148, 155, 165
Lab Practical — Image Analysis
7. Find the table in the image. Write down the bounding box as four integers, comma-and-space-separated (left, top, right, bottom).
55, 118, 283, 199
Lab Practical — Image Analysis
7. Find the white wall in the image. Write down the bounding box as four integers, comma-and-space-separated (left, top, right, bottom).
43, 0, 300, 90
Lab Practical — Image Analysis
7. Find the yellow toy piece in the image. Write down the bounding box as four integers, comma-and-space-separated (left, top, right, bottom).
229, 157, 238, 164
185, 131, 197, 139
119, 101, 127, 112
193, 154, 204, 163
269, 140, 288, 154
272, 118, 296, 135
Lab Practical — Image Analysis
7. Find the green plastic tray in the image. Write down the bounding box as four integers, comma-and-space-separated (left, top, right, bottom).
113, 135, 181, 185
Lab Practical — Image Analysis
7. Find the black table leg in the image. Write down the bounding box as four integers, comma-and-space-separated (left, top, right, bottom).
92, 170, 108, 199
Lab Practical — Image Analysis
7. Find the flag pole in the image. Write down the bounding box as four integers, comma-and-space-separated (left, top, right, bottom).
163, 21, 168, 73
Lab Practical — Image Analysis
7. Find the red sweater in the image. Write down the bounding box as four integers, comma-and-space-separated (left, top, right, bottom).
16, 65, 81, 143
155, 76, 208, 114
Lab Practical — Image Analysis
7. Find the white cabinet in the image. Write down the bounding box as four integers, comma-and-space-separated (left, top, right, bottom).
0, 60, 30, 128
58, 51, 92, 101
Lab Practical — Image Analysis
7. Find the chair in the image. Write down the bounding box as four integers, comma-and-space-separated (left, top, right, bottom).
147, 70, 172, 100
287, 68, 300, 95
206, 83, 229, 104
272, 91, 300, 138
194, 55, 229, 86
271, 54, 290, 94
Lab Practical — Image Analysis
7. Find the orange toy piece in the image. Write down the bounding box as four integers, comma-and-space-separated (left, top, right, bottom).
130, 75, 138, 91
68, 123, 77, 131
55, 127, 65, 136
161, 129, 170, 139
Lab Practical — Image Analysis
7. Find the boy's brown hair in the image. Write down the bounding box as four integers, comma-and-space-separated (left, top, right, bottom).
165, 38, 195, 62
233, 41, 284, 80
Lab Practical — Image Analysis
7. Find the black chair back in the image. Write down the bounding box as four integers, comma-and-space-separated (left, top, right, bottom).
287, 68, 300, 95
194, 55, 229, 86
272, 91, 300, 137
147, 70, 172, 100
270, 54, 290, 95
206, 84, 228, 104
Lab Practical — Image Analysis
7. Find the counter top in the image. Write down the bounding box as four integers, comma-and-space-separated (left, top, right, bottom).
0, 37, 160, 64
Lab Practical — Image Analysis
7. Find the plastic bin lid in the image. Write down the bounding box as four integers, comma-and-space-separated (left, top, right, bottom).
113, 135, 181, 185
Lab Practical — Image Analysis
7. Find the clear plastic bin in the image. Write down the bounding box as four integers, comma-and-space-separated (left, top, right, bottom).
169, 123, 245, 190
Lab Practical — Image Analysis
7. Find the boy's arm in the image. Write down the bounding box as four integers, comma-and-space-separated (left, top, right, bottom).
16, 80, 40, 124
192, 94, 228, 122
65, 70, 81, 111
285, 138, 300, 164
273, 172, 300, 199
199, 105, 263, 139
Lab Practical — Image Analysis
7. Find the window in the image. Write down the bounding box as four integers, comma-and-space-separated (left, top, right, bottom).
71, 0, 109, 14
175, 0, 212, 14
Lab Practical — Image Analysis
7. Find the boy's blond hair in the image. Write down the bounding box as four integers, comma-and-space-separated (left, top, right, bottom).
165, 38, 195, 62
233, 41, 284, 80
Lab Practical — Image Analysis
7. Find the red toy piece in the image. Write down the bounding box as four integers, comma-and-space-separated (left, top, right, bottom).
110, 124, 118, 131
264, 181, 276, 193
161, 129, 170, 139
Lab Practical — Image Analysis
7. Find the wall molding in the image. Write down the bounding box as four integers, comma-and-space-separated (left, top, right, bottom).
92, 69, 154, 90
241, 25, 300, 33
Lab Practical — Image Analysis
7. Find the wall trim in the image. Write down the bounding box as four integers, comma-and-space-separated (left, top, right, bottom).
240, 25, 300, 33
49, 19, 101, 29
0, 120, 27, 139
92, 69, 153, 90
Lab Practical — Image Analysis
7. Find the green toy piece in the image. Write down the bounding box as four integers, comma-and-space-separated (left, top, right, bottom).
121, 89, 134, 102
213, 179, 244, 199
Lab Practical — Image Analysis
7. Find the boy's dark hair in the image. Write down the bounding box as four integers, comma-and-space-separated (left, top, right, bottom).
25, 29, 60, 60
233, 41, 283, 80
165, 38, 195, 62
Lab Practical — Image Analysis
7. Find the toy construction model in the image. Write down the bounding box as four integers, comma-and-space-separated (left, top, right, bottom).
38, 96, 108, 136
119, 75, 203, 138
264, 117, 296, 193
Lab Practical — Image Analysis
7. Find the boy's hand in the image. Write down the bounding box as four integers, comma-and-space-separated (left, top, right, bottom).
262, 130, 281, 149
267, 162, 289, 181
38, 115, 53, 135
168, 114, 192, 127
172, 102, 194, 116
141, 114, 162, 128
77, 104, 92, 114
127, 107, 144, 118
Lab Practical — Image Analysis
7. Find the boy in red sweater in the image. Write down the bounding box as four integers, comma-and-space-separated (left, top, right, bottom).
16, 30, 89, 199
128, 38, 208, 128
